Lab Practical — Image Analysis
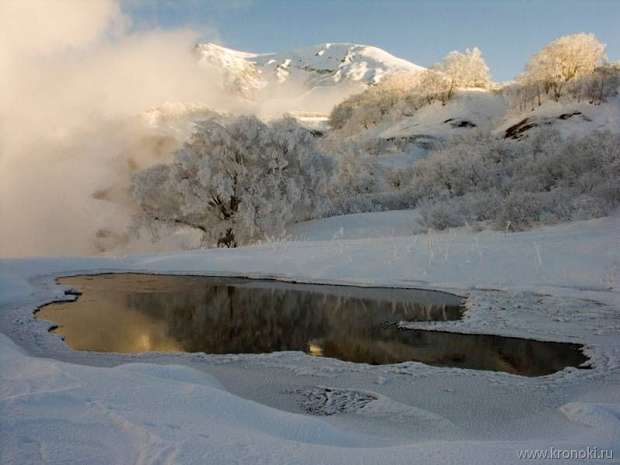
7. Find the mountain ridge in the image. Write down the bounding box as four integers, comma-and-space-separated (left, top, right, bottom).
195, 42, 424, 101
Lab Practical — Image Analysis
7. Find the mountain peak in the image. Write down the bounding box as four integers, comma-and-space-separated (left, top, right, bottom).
252, 42, 424, 85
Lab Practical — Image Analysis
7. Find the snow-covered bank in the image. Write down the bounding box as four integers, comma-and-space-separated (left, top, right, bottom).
2, 332, 619, 465
1, 212, 620, 464
4, 212, 617, 305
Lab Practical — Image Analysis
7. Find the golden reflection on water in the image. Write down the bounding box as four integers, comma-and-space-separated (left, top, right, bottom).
307, 342, 324, 357
38, 291, 182, 353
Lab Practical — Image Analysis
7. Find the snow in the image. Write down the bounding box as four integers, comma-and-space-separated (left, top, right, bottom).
1, 210, 620, 464
288, 209, 421, 240
496, 97, 620, 139
252, 43, 424, 86
1, 332, 619, 464
195, 42, 264, 97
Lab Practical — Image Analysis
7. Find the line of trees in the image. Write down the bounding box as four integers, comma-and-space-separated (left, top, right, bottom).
509, 33, 620, 110
330, 33, 620, 133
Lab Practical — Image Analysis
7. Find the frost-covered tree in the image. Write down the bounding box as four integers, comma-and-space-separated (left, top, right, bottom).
433, 47, 492, 94
527, 33, 605, 83
570, 63, 620, 104
132, 115, 334, 247
518, 33, 606, 103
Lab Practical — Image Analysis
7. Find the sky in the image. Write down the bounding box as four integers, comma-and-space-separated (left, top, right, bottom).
123, 0, 620, 82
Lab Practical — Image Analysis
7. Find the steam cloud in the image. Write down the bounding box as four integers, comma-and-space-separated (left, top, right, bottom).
0, 0, 235, 256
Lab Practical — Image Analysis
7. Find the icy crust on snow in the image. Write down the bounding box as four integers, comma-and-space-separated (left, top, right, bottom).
1, 212, 620, 464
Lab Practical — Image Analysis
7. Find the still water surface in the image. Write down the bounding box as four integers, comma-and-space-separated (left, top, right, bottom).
36, 274, 589, 376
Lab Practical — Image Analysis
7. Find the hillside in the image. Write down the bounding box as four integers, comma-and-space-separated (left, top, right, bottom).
336, 90, 620, 158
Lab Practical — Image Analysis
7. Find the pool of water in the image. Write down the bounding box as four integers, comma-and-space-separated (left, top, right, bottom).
35, 274, 589, 376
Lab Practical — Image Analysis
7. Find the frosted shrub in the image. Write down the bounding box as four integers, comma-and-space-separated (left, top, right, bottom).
570, 194, 612, 221
333, 150, 387, 196
329, 72, 422, 133
494, 192, 551, 230
327, 147, 416, 214
132, 115, 334, 247
513, 130, 620, 196
418, 198, 467, 230
409, 129, 620, 231
411, 147, 487, 197
417, 191, 500, 230
410, 133, 513, 199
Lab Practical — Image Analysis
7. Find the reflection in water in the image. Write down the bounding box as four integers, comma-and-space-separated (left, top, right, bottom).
36, 274, 588, 376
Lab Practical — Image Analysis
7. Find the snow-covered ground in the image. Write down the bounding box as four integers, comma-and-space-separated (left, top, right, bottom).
1, 210, 619, 464
378, 88, 509, 141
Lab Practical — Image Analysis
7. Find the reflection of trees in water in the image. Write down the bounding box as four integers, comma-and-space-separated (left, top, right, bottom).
44, 275, 587, 376
320, 328, 588, 376
126, 285, 461, 354
126, 284, 586, 376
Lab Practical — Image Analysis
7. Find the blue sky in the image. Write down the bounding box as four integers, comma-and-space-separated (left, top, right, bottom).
123, 0, 620, 81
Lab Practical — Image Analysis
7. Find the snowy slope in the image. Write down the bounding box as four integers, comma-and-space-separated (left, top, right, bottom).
350, 90, 620, 161
496, 97, 620, 140
379, 89, 508, 141
2, 331, 619, 465
1, 212, 620, 465
377, 92, 620, 144
195, 43, 264, 98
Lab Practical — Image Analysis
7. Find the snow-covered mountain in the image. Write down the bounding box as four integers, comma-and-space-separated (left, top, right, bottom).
250, 43, 423, 86
195, 43, 264, 98
195, 42, 424, 102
